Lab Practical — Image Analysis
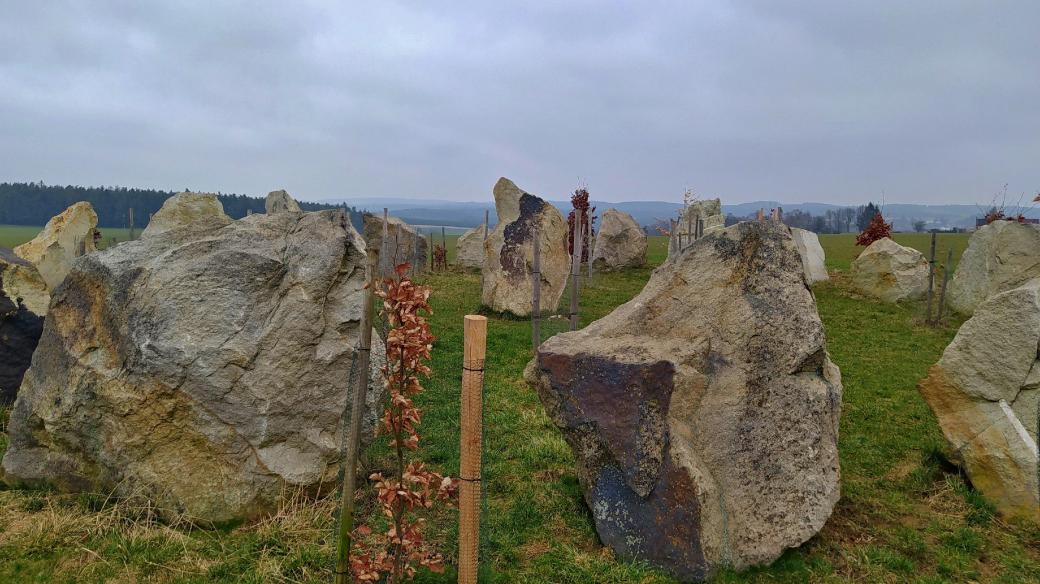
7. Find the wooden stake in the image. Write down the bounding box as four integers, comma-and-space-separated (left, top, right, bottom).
381, 208, 390, 277
458, 315, 487, 584
428, 232, 435, 273
334, 256, 376, 584
925, 232, 937, 324
128, 207, 135, 241
532, 229, 541, 350
937, 248, 954, 323
586, 229, 594, 285
570, 218, 583, 331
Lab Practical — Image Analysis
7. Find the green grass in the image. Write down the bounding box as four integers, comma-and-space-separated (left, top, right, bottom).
0, 225, 133, 250
2, 232, 1038, 583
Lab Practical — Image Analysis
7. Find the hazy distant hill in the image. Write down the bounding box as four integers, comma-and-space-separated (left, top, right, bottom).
327, 196, 1038, 231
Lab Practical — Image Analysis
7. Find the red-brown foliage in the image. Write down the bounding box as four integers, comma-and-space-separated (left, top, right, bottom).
351, 263, 458, 583
567, 187, 596, 261
855, 212, 892, 247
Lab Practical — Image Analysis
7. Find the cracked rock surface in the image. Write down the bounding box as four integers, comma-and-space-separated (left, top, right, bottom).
1, 202, 384, 523
525, 221, 843, 581
919, 278, 1040, 523
482, 177, 569, 316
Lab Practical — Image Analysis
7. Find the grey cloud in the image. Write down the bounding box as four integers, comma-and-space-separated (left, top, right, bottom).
1, 1, 1038, 205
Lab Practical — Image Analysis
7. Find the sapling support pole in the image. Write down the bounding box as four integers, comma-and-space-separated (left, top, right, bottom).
442, 226, 447, 262
380, 208, 390, 278
925, 232, 937, 324
937, 248, 954, 323
569, 217, 583, 331
429, 232, 435, 273
458, 315, 487, 584
128, 207, 135, 241
532, 230, 541, 350
334, 255, 375, 584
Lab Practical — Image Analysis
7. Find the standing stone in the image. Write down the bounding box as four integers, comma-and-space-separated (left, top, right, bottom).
948, 221, 1040, 316
0, 249, 48, 403
362, 213, 428, 273
141, 192, 232, 239
265, 189, 303, 214
456, 224, 486, 270
591, 208, 647, 270
14, 202, 99, 291
919, 278, 1040, 523
1, 209, 386, 524
669, 199, 725, 257
525, 221, 842, 581
482, 178, 569, 316
850, 237, 928, 302
791, 228, 829, 284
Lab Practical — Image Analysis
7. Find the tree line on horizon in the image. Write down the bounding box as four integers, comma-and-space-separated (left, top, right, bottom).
0, 182, 361, 230
722, 202, 949, 234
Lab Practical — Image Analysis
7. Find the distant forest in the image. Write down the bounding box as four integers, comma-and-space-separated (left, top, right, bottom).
0, 182, 361, 229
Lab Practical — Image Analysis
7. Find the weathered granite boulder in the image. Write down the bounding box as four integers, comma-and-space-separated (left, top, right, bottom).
0, 249, 48, 403
791, 228, 829, 284
850, 237, 928, 302
591, 209, 646, 270
265, 189, 302, 214
525, 221, 843, 581
141, 192, 232, 239
14, 202, 98, 291
1, 210, 385, 523
948, 221, 1040, 316
482, 178, 569, 316
362, 213, 428, 272
919, 278, 1040, 523
456, 224, 486, 270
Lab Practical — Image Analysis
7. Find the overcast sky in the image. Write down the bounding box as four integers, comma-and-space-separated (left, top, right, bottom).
1, 2, 1038, 205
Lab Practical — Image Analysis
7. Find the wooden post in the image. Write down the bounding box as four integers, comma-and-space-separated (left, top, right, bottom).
380, 208, 390, 277
458, 315, 487, 584
334, 255, 375, 584
586, 229, 594, 284
925, 232, 937, 324
937, 248, 954, 323
442, 226, 447, 260
427, 232, 434, 273
686, 214, 693, 249
697, 218, 704, 240
569, 217, 583, 331
128, 207, 135, 241
669, 219, 678, 257
756, 208, 765, 221
532, 229, 541, 350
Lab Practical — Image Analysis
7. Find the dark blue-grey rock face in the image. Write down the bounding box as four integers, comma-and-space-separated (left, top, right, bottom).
0, 249, 46, 403
526, 221, 843, 582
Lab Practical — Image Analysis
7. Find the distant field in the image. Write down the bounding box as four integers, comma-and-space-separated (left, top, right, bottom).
0, 225, 133, 250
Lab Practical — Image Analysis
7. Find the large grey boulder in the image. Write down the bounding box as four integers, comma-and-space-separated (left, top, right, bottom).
265, 189, 302, 214
141, 192, 232, 239
482, 178, 570, 316
791, 228, 829, 284
14, 202, 99, 291
919, 278, 1039, 523
850, 238, 928, 302
0, 249, 48, 403
948, 221, 1040, 316
456, 224, 486, 270
591, 208, 646, 270
1, 210, 385, 524
525, 221, 842, 581
362, 213, 428, 273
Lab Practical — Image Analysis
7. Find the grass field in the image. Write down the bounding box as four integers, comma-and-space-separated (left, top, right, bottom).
0, 225, 134, 250
2, 230, 1038, 583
